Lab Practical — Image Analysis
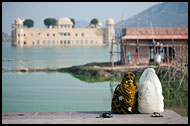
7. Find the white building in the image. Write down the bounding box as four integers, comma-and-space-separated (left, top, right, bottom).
11, 17, 115, 47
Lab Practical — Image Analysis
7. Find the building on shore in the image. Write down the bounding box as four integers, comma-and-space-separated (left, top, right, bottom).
2, 35, 11, 42
120, 27, 188, 65
2, 32, 11, 41
11, 17, 115, 47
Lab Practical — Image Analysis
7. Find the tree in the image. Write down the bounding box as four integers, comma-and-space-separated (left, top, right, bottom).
23, 19, 34, 28
44, 18, 57, 28
70, 18, 75, 28
90, 18, 99, 28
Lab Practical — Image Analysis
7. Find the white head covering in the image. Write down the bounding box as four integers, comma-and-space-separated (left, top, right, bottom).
138, 68, 164, 113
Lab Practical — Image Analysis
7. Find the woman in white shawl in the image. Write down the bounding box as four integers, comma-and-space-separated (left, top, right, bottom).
138, 68, 164, 114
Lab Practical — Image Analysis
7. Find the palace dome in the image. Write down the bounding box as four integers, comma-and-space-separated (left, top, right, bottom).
15, 17, 24, 25
106, 18, 114, 26
97, 22, 102, 27
57, 17, 73, 25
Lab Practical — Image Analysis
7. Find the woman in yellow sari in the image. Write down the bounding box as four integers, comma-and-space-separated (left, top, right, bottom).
111, 72, 138, 114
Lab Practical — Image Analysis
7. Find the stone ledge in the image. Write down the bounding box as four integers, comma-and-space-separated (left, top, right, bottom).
2, 109, 188, 124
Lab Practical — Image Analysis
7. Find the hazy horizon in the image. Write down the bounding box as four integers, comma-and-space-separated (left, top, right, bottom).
2, 2, 161, 35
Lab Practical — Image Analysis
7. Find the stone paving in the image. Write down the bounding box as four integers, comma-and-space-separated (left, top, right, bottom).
2, 109, 188, 124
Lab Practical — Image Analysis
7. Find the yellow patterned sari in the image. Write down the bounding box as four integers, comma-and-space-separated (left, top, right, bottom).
111, 72, 138, 114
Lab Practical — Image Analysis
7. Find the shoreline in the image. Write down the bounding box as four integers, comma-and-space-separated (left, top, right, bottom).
2, 61, 158, 73
2, 61, 158, 83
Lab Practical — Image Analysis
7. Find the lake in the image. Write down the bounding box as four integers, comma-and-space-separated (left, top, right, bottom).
2, 42, 120, 69
2, 72, 117, 112
2, 42, 187, 116
2, 42, 119, 112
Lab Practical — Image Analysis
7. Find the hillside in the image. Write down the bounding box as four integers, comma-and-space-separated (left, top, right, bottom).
2, 32, 9, 36
115, 2, 188, 37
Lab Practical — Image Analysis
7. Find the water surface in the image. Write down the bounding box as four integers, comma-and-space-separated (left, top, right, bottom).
2, 42, 187, 116
2, 42, 118, 112
2, 42, 120, 69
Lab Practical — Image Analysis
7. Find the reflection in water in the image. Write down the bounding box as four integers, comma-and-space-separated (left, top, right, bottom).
109, 81, 114, 98
2, 42, 187, 116
2, 72, 113, 112
2, 71, 188, 116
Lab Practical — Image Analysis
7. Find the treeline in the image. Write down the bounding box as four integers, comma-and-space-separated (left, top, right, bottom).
23, 18, 100, 28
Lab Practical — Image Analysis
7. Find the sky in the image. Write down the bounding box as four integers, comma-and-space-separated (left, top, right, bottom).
2, 2, 162, 35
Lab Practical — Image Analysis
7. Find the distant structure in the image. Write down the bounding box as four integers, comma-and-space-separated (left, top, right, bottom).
120, 27, 188, 65
11, 17, 115, 47
2, 33, 11, 41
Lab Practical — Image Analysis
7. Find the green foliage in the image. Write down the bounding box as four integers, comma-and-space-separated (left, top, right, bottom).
70, 18, 75, 28
56, 65, 122, 83
148, 61, 159, 66
23, 19, 34, 28
20, 69, 27, 72
44, 18, 57, 28
90, 18, 99, 27
71, 73, 121, 83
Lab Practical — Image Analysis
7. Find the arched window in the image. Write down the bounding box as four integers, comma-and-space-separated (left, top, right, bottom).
80, 40, 83, 44
85, 40, 88, 44
52, 40, 55, 45
37, 40, 40, 45
43, 40, 46, 45
76, 40, 79, 44
91, 40, 93, 44
24, 41, 27, 45
47, 40, 50, 45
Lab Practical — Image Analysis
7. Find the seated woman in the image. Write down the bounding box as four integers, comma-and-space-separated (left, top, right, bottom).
111, 72, 138, 114
138, 68, 164, 114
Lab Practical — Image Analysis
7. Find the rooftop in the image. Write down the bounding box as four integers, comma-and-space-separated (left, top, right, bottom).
122, 27, 188, 40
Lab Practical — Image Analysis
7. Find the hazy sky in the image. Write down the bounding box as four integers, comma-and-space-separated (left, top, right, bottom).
2, 2, 162, 34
